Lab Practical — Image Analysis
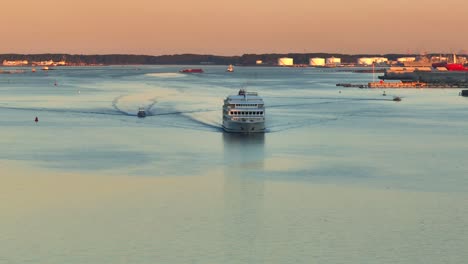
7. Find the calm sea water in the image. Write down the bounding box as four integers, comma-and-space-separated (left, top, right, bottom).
1, 65, 467, 263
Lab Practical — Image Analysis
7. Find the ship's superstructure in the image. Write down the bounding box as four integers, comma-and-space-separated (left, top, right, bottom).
222, 89, 265, 133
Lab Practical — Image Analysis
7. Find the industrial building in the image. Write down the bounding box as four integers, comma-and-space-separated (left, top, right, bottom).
309, 58, 325, 67
278, 57, 293, 66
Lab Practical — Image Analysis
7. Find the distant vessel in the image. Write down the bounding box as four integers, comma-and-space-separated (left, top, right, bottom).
432, 54, 468, 71
179, 68, 204, 73
445, 64, 468, 71
222, 89, 265, 133
137, 107, 146, 118
226, 64, 234, 72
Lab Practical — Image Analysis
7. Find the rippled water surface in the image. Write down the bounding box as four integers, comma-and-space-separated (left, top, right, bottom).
1, 66, 468, 263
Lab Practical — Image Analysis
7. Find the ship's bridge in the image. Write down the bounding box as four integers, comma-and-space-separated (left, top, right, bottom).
225, 94, 264, 109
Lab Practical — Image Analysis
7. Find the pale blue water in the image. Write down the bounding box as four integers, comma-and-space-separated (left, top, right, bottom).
1, 66, 468, 263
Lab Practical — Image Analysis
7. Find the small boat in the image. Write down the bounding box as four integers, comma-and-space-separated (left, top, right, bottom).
42, 66, 49, 71
393, 96, 402, 102
137, 107, 146, 118
226, 64, 234, 72
179, 68, 204, 73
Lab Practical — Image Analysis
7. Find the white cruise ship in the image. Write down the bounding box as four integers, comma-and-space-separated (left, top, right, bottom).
222, 89, 265, 133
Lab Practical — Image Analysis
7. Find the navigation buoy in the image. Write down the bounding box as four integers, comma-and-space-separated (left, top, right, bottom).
383, 91, 386, 96
35, 117, 38, 123
54, 80, 57, 86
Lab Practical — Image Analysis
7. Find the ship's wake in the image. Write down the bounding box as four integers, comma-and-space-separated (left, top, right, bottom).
0, 90, 396, 134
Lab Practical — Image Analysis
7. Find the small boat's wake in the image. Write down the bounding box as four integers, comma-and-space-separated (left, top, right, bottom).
112, 95, 159, 117
145, 97, 158, 115
112, 95, 133, 116
0, 105, 123, 116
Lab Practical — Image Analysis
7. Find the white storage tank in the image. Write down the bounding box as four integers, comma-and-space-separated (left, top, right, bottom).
373, 57, 388, 63
309, 57, 325, 66
326, 57, 341, 65
397, 57, 416, 63
278, 57, 293, 66
357, 57, 374, 65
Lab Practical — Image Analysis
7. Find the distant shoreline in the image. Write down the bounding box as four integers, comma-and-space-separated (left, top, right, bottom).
1, 53, 465, 66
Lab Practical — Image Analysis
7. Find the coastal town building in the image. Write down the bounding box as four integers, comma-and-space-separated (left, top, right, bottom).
33, 60, 55, 66
31, 60, 67, 66
2, 60, 28, 66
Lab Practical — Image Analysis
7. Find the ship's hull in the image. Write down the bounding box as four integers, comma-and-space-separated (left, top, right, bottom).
223, 120, 265, 133
380, 71, 468, 83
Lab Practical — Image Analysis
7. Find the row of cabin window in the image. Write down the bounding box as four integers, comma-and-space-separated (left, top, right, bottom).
235, 104, 257, 107
230, 111, 263, 115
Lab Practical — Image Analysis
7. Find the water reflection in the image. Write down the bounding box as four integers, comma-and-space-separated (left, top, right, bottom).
222, 132, 265, 263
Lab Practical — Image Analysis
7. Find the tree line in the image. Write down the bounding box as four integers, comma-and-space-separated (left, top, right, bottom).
0, 53, 426, 65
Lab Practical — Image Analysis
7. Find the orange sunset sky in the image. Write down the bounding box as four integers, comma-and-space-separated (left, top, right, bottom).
1, 0, 467, 55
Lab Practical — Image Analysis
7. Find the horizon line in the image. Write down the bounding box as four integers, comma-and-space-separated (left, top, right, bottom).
1, 52, 467, 57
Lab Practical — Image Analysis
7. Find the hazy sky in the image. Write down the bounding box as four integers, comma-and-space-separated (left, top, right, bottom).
1, 0, 467, 55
